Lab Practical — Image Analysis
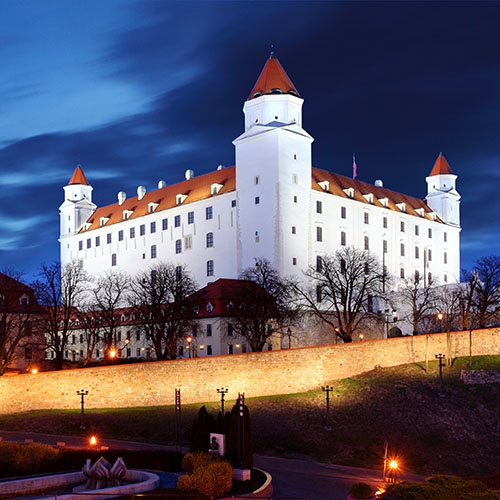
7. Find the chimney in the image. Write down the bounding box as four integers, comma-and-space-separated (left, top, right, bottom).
137, 186, 146, 200
374, 179, 384, 187
117, 191, 126, 205
185, 169, 194, 180
158, 180, 167, 189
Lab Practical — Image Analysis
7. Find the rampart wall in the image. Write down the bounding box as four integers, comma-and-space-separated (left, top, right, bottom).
0, 328, 498, 414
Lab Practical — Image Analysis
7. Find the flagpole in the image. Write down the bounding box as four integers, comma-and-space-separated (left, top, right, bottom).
352, 153, 357, 179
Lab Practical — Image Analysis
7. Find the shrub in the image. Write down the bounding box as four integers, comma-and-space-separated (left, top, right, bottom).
349, 481, 373, 499
0, 442, 61, 477
178, 451, 233, 497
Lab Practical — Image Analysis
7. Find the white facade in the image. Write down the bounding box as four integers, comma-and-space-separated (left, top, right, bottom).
59, 55, 461, 289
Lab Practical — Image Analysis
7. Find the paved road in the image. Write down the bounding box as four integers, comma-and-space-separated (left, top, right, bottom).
0, 431, 425, 499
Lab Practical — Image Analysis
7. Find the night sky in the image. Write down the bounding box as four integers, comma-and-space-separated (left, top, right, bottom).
1, 1, 499, 282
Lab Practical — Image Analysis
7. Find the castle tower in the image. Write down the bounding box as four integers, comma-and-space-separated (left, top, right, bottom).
425, 153, 460, 227
59, 165, 96, 262
233, 53, 314, 277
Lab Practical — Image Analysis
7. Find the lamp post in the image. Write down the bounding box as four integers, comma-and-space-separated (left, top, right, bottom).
321, 385, 333, 431
186, 336, 193, 358
287, 328, 292, 349
384, 309, 398, 338
435, 353, 446, 395
76, 389, 89, 430
217, 387, 229, 416
437, 312, 444, 333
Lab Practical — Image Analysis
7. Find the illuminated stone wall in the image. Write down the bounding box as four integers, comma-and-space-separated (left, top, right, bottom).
0, 328, 498, 414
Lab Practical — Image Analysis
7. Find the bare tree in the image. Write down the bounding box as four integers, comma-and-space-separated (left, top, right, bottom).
0, 272, 45, 375
470, 256, 500, 328
399, 273, 441, 335
31, 262, 88, 370
130, 263, 198, 359
92, 270, 131, 356
295, 246, 386, 343
75, 307, 103, 366
230, 258, 296, 352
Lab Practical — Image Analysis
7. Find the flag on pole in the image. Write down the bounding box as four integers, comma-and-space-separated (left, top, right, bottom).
352, 153, 357, 179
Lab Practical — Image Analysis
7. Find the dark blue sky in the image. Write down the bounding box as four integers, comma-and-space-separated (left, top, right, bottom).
0, 1, 499, 281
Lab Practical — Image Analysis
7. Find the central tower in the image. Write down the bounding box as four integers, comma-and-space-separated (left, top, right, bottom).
234, 54, 314, 278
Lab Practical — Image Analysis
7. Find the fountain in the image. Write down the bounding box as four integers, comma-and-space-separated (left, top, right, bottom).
0, 457, 160, 500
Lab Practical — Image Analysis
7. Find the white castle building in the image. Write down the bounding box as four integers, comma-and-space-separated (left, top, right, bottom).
59, 54, 461, 290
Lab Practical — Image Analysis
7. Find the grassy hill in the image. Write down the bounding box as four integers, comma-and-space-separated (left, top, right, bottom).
1, 354, 500, 478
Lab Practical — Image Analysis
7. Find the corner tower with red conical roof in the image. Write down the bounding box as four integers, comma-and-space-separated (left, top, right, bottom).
233, 53, 313, 277
59, 165, 97, 262
425, 153, 460, 227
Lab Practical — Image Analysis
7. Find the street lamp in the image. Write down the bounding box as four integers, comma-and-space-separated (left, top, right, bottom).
76, 389, 89, 430
435, 353, 446, 395
186, 336, 193, 358
217, 387, 229, 416
287, 328, 292, 349
383, 309, 398, 338
321, 385, 333, 431
437, 312, 444, 333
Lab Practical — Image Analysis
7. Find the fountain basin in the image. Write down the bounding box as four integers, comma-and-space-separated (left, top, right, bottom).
0, 469, 160, 500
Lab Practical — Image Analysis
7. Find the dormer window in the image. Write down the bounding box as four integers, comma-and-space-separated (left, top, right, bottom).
270, 88, 282, 94
363, 193, 374, 204
121, 314, 127, 322
211, 183, 223, 195
176, 194, 187, 205
343, 187, 355, 199
123, 210, 133, 220
378, 197, 389, 207
396, 202, 406, 212
148, 202, 159, 213
99, 217, 109, 227
318, 180, 330, 192
428, 211, 437, 221
19, 294, 29, 306
0, 294, 5, 307
415, 208, 425, 217
252, 91, 262, 99
83, 222, 92, 231
206, 302, 214, 313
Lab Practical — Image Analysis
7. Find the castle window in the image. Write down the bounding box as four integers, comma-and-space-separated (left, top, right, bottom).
415, 225, 419, 236
19, 294, 29, 306
206, 302, 214, 313
400, 243, 405, 257
428, 228, 433, 238
148, 202, 159, 213
207, 260, 214, 277
130, 227, 135, 239
175, 239, 182, 254
175, 215, 181, 227
206, 232, 214, 248
184, 235, 192, 249
341, 206, 346, 219
79, 241, 83, 251
364, 212, 369, 224
364, 236, 369, 250
415, 270, 420, 282
107, 233, 112, 244
400, 268, 405, 279
151, 245, 157, 259
176, 194, 187, 204
100, 217, 109, 226
207, 324, 212, 337
340, 231, 346, 246
400, 221, 405, 232
444, 232, 447, 242
118, 230, 124, 241
293, 195, 297, 203
206, 206, 213, 220
444, 274, 448, 283
318, 180, 329, 191
316, 285, 322, 303
292, 257, 297, 265
316, 201, 322, 214
150, 221, 156, 233
316, 256, 323, 272
231, 200, 236, 208
316, 226, 323, 242
415, 246, 420, 259
383, 240, 387, 253
254, 176, 260, 185
444, 252, 448, 264
292, 226, 296, 234
87, 238, 91, 249
162, 218, 168, 230
111, 253, 117, 266
188, 211, 194, 224
211, 183, 223, 194
95, 236, 100, 247
255, 196, 260, 204
207, 345, 212, 355
428, 249, 432, 261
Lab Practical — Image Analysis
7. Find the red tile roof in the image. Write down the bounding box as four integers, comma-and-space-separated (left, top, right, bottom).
78, 162, 442, 233
68, 165, 89, 186
248, 54, 300, 100
83, 166, 236, 231
429, 154, 454, 176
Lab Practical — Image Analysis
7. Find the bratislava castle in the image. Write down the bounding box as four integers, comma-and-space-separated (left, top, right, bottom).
59, 54, 461, 288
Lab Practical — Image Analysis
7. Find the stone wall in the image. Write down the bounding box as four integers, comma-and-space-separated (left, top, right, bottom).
0, 328, 498, 414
